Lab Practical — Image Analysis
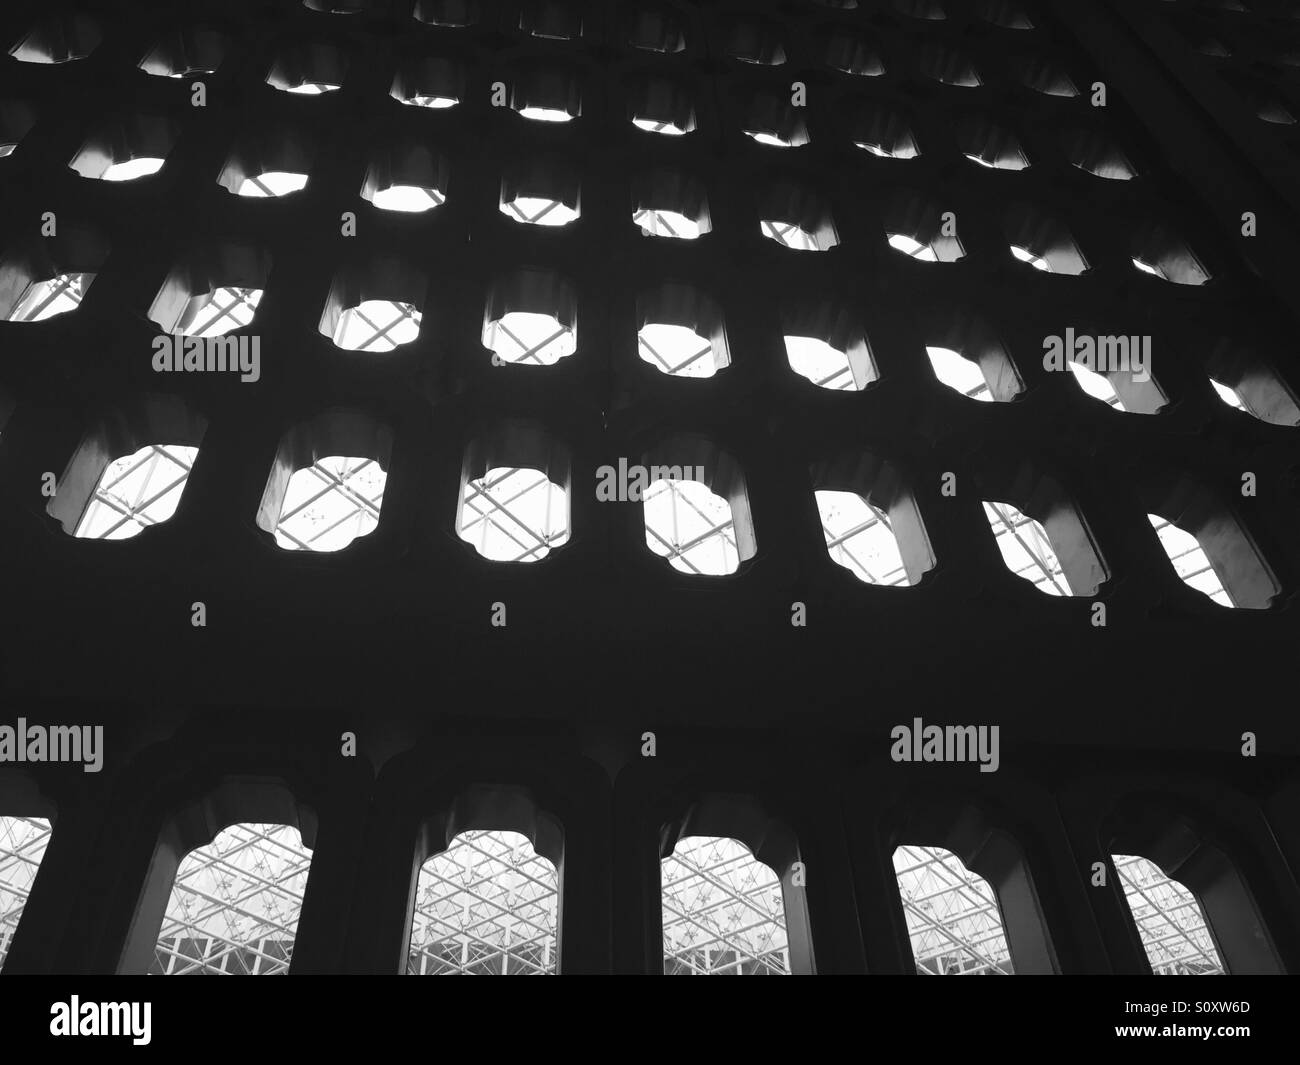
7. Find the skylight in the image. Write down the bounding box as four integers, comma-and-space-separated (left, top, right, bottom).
662, 837, 789, 975
482, 311, 575, 365
409, 830, 558, 975
893, 845, 1013, 975
644, 478, 739, 575
274, 456, 386, 552
74, 444, 198, 540
458, 466, 569, 562
816, 490, 911, 584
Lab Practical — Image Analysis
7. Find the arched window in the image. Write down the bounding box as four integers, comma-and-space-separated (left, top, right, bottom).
6, 273, 92, 321
153, 822, 312, 974
661, 835, 789, 974
892, 844, 1013, 974
1147, 515, 1230, 606
408, 830, 558, 975
274, 456, 386, 552
928, 346, 992, 400
984, 501, 1070, 594
0, 815, 53, 971
816, 490, 912, 585
74, 444, 198, 540
644, 478, 740, 575
459, 466, 569, 562
1112, 853, 1225, 974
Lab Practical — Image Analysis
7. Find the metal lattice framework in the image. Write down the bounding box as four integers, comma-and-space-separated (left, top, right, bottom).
816, 489, 910, 586
643, 478, 738, 575
152, 822, 311, 975
458, 465, 569, 562
892, 845, 1013, 976
408, 830, 558, 975
984, 500, 1071, 595
1113, 854, 1225, 975
274, 455, 387, 552
0, 816, 52, 973
661, 836, 789, 976
75, 443, 198, 540
1147, 515, 1230, 606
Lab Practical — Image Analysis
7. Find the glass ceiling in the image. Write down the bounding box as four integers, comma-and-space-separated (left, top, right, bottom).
75, 444, 198, 540
984, 500, 1071, 595
761, 218, 818, 250
1148, 515, 1230, 606
274, 456, 386, 552
0, 821, 1240, 976
1113, 853, 1225, 975
893, 845, 1013, 975
409, 830, 558, 975
153, 823, 311, 975
176, 286, 261, 336
785, 335, 860, 391
7, 272, 92, 322
662, 836, 789, 975
459, 466, 569, 562
0, 816, 52, 973
637, 322, 718, 377
482, 310, 575, 365
643, 478, 739, 575
816, 489, 910, 585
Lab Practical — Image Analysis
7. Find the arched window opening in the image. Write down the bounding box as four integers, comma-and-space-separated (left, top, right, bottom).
984, 501, 1077, 595
0, 816, 53, 972
1147, 515, 1231, 607
662, 836, 789, 975
644, 478, 739, 576
74, 444, 198, 540
330, 300, 421, 351
153, 823, 311, 975
408, 830, 558, 975
1112, 854, 1225, 975
893, 844, 1013, 975
274, 456, 386, 552
816, 489, 913, 585
459, 466, 569, 563
928, 346, 993, 401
